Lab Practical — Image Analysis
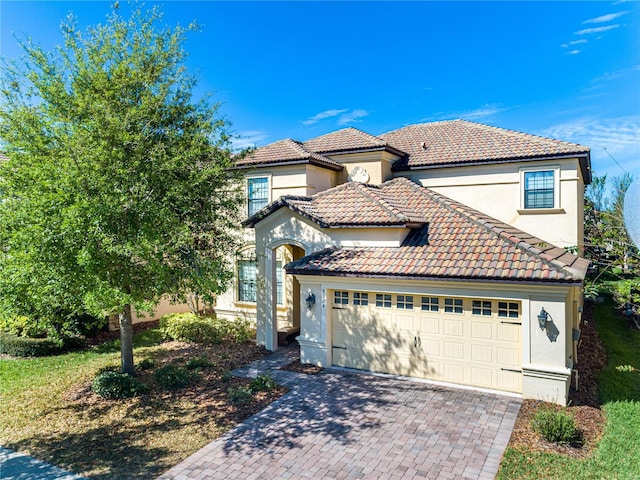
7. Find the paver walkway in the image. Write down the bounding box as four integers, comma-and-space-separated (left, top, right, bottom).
0, 447, 87, 480
159, 345, 521, 480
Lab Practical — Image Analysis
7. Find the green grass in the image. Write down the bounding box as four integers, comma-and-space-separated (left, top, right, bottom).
497, 296, 640, 479
0, 328, 271, 479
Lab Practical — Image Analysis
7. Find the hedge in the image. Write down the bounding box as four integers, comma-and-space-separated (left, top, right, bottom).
0, 333, 86, 357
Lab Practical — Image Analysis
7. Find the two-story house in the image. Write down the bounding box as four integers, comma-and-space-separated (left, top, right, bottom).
210, 119, 592, 405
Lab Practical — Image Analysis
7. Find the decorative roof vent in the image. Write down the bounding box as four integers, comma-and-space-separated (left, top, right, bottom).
348, 165, 370, 183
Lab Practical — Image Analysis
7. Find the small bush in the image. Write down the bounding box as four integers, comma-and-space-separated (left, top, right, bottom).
250, 374, 277, 392
154, 364, 197, 390
185, 356, 213, 370
532, 408, 580, 445
137, 358, 155, 370
0, 333, 62, 357
228, 385, 253, 405
0, 315, 48, 338
221, 369, 233, 382
159, 313, 253, 345
92, 371, 149, 399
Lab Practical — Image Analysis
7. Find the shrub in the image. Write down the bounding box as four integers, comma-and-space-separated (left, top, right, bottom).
221, 369, 233, 382
0, 333, 62, 357
228, 385, 253, 405
92, 371, 149, 399
137, 358, 155, 370
154, 364, 197, 390
532, 408, 580, 445
250, 374, 277, 392
0, 315, 48, 338
185, 356, 214, 370
159, 313, 253, 345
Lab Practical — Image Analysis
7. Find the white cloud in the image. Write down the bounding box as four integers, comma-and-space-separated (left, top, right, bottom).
458, 104, 505, 121
583, 11, 629, 24
541, 116, 640, 178
567, 49, 582, 55
302, 109, 347, 125
561, 39, 588, 48
337, 109, 370, 125
587, 64, 640, 89
231, 130, 268, 151
575, 24, 620, 35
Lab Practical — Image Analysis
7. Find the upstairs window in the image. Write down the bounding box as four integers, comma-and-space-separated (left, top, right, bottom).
523, 170, 555, 209
247, 177, 269, 217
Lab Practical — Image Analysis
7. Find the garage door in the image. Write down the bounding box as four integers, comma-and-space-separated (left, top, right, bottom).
331, 290, 522, 393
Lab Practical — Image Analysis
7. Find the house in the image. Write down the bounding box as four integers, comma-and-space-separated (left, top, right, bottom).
222, 119, 592, 406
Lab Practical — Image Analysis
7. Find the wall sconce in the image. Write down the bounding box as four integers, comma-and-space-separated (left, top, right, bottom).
538, 307, 549, 330
306, 293, 316, 310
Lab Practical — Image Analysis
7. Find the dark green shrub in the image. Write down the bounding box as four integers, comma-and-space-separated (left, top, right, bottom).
221, 369, 233, 382
92, 371, 149, 399
0, 333, 62, 357
154, 364, 197, 390
228, 385, 253, 405
137, 358, 155, 370
532, 408, 580, 445
185, 356, 213, 370
159, 313, 253, 345
250, 374, 277, 392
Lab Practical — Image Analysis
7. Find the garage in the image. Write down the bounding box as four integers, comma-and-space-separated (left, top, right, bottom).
331, 289, 522, 393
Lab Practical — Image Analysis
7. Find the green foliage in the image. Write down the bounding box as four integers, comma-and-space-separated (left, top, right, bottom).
154, 364, 197, 390
91, 371, 149, 399
532, 409, 579, 446
185, 355, 213, 370
221, 369, 233, 382
0, 333, 62, 357
227, 385, 253, 405
0, 4, 244, 374
582, 281, 600, 302
137, 358, 155, 370
160, 313, 252, 345
250, 374, 277, 392
611, 278, 640, 316
0, 315, 48, 338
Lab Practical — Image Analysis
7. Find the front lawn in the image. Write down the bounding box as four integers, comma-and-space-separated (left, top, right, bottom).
0, 326, 285, 479
497, 296, 640, 479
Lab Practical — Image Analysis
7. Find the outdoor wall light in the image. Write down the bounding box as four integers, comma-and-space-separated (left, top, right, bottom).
306, 293, 316, 310
538, 307, 549, 330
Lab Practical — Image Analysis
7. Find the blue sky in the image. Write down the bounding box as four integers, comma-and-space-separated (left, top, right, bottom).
1, 1, 639, 181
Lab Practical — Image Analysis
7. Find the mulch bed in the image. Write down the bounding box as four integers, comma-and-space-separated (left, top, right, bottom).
505, 302, 607, 457
280, 359, 323, 375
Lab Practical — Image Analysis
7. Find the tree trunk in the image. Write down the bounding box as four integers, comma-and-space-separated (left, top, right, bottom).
119, 304, 135, 375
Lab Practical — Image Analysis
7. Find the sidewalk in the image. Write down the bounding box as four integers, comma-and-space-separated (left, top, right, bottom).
0, 447, 86, 480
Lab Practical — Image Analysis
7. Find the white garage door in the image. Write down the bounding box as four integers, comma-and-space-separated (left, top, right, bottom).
331, 290, 522, 393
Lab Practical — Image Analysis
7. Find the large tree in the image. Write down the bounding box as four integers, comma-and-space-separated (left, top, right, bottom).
0, 5, 243, 373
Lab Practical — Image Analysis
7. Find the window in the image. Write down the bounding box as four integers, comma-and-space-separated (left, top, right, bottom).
523, 170, 554, 209
238, 258, 257, 303
396, 295, 414, 310
353, 292, 369, 306
498, 301, 519, 318
276, 261, 284, 305
376, 294, 392, 308
444, 298, 463, 314
421, 297, 439, 312
247, 177, 269, 217
334, 291, 349, 305
472, 300, 492, 316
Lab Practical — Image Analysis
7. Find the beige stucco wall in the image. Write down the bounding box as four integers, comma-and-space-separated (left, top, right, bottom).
327, 151, 398, 185
404, 158, 585, 249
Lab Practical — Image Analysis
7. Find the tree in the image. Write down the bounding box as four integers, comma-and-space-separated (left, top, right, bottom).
0, 5, 244, 373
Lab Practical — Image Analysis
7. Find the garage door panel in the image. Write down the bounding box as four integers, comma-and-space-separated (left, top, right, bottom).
331, 291, 522, 394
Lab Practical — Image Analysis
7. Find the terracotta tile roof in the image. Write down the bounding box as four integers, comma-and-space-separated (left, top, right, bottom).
382, 120, 590, 171
244, 180, 428, 228
302, 127, 396, 154
235, 139, 343, 171
280, 178, 588, 283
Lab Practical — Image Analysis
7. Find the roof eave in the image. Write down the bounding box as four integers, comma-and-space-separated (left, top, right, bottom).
318, 145, 407, 158
233, 158, 344, 172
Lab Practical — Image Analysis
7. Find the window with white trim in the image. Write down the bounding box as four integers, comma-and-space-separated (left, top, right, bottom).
444, 298, 463, 314
276, 261, 284, 305
247, 177, 269, 217
334, 291, 349, 305
421, 297, 439, 312
353, 292, 369, 306
376, 294, 392, 308
472, 300, 492, 316
522, 169, 556, 209
498, 301, 519, 318
396, 295, 414, 310
237, 256, 257, 303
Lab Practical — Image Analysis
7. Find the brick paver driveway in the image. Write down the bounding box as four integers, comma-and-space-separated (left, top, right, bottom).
159, 350, 521, 480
